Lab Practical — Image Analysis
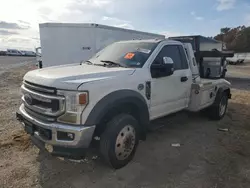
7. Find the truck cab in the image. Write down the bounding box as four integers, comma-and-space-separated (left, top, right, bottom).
17, 39, 231, 169
35, 47, 42, 68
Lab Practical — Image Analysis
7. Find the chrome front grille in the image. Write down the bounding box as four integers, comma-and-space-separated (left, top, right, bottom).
21, 82, 65, 121
24, 106, 56, 122
24, 81, 56, 94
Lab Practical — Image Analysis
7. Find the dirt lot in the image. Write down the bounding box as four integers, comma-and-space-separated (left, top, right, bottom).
0, 56, 36, 76
0, 58, 250, 188
227, 61, 250, 79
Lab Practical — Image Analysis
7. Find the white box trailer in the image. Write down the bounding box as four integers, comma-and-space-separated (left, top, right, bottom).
39, 23, 165, 68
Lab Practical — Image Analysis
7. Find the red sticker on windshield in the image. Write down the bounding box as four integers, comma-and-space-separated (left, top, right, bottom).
124, 52, 135, 59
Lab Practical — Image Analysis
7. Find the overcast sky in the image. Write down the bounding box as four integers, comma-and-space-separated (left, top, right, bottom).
0, 0, 249, 50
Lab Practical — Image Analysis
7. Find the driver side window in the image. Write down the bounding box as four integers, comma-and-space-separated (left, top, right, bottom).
153, 45, 187, 70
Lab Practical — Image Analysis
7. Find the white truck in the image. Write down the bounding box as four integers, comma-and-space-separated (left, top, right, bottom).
227, 53, 247, 65
17, 39, 231, 169
38, 23, 165, 68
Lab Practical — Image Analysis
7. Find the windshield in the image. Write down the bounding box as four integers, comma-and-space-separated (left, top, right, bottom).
88, 41, 158, 68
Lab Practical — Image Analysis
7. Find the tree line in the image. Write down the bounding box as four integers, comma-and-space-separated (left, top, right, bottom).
214, 26, 250, 52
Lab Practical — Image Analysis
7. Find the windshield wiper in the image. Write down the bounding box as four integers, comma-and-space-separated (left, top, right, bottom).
86, 60, 93, 64
100, 60, 125, 67
80, 60, 93, 65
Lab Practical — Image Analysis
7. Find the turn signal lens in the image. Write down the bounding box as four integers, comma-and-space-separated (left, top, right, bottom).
79, 93, 88, 105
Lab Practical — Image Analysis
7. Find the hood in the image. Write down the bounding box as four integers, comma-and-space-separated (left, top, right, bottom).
24, 64, 135, 90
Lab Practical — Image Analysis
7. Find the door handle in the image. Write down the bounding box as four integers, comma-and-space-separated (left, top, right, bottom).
181, 76, 188, 82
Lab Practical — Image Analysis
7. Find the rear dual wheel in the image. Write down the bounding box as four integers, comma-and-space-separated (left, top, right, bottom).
208, 91, 228, 120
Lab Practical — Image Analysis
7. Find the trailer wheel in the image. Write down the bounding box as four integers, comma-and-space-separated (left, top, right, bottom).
100, 114, 139, 169
208, 90, 228, 120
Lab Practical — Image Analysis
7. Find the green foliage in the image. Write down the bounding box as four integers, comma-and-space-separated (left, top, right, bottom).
220, 27, 231, 34
214, 26, 250, 52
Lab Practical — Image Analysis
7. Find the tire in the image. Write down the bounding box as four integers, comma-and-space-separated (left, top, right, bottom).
100, 113, 139, 169
208, 91, 228, 120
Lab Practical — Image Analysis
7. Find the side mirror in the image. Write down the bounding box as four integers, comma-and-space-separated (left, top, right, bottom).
163, 57, 174, 65
151, 57, 174, 78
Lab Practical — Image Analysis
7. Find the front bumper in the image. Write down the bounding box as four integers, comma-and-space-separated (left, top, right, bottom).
17, 104, 96, 150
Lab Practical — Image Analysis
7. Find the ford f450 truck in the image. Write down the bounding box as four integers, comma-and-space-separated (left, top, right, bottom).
17, 39, 231, 169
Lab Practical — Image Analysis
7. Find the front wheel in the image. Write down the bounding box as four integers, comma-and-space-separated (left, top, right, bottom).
100, 114, 139, 169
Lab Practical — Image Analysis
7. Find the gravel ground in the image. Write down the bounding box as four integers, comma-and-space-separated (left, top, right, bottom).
0, 58, 250, 188
227, 61, 250, 79
0, 56, 36, 76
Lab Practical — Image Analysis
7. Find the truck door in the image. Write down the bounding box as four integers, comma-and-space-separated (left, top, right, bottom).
149, 44, 192, 120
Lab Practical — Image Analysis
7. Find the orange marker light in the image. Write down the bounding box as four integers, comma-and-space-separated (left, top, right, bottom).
124, 52, 135, 59
79, 93, 88, 105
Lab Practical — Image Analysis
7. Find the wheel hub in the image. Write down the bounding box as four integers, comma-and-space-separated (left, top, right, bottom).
115, 125, 136, 160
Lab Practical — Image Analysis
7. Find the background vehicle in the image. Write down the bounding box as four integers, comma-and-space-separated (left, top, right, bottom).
0, 51, 7, 56
6, 49, 22, 56
38, 23, 165, 68
17, 39, 232, 169
20, 50, 36, 57
227, 53, 248, 65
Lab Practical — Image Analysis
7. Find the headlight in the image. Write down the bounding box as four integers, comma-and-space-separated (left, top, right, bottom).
57, 90, 88, 124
